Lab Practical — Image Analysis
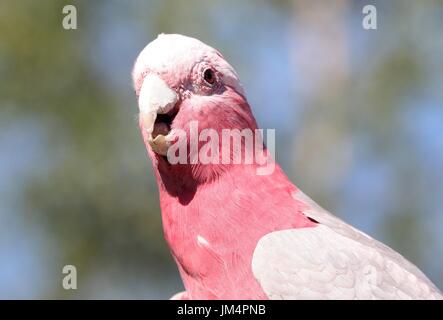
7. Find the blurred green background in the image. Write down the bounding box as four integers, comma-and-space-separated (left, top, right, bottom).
0, 0, 442, 298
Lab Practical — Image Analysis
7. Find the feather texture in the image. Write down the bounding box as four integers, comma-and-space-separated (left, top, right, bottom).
252, 190, 443, 299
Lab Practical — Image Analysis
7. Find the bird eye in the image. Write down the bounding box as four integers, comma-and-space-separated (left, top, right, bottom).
203, 68, 216, 85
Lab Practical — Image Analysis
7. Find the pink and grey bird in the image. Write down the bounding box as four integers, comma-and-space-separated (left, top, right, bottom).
132, 34, 442, 299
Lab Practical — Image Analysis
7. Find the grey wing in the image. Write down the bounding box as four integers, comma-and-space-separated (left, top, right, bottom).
251, 190, 443, 300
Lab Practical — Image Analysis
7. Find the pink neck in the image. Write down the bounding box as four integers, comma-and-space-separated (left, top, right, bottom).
150, 155, 316, 298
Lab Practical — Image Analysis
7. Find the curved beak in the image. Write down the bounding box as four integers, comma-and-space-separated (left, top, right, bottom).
138, 74, 178, 155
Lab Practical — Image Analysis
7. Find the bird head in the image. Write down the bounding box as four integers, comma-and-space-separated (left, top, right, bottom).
132, 34, 262, 184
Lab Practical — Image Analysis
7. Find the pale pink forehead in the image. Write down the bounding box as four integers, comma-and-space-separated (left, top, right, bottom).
132, 34, 218, 91
132, 34, 245, 97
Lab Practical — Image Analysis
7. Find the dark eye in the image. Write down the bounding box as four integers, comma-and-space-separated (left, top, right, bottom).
203, 68, 216, 85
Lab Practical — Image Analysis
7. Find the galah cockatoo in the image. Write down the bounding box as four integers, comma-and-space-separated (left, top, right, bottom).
132, 34, 442, 300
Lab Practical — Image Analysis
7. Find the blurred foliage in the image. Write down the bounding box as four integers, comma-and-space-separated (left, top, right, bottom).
0, 0, 179, 298
0, 0, 442, 298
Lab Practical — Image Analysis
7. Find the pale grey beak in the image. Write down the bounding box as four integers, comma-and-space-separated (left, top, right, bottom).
138, 74, 178, 155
